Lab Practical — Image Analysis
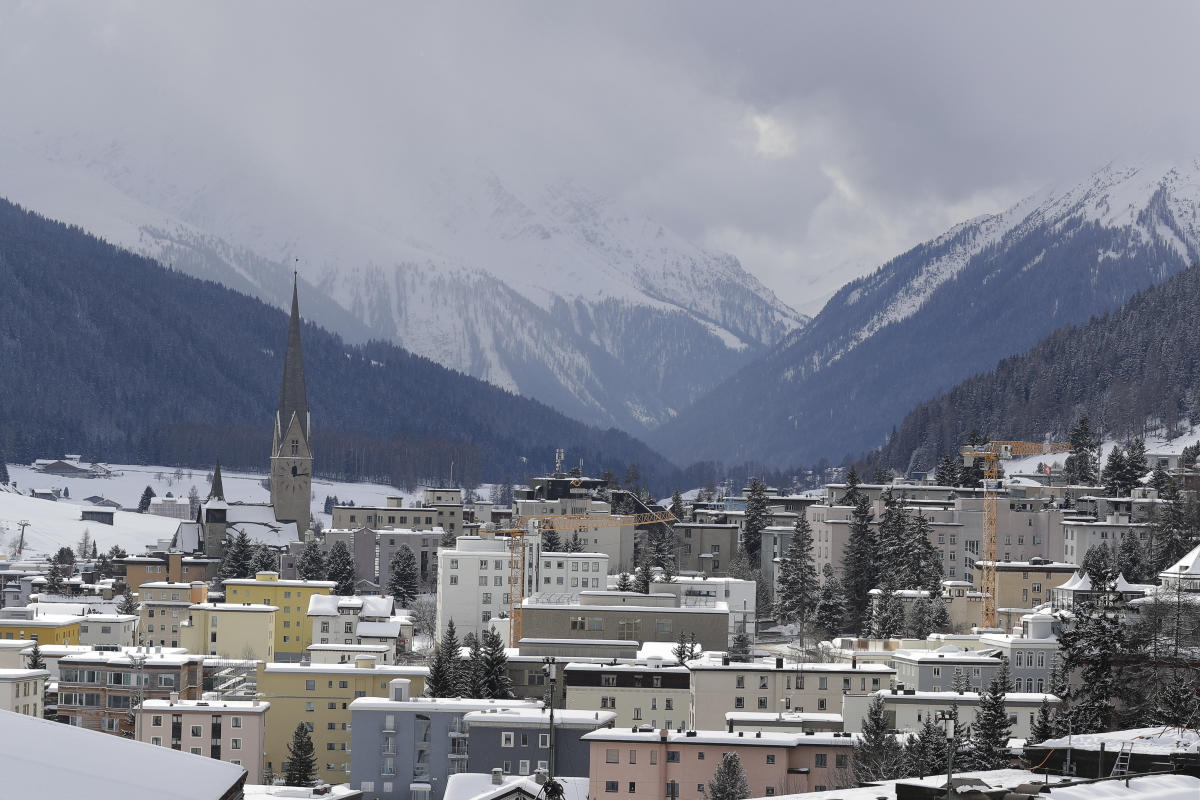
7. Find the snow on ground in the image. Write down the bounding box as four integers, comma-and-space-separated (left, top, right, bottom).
1002, 427, 1200, 481
1, 461, 429, 557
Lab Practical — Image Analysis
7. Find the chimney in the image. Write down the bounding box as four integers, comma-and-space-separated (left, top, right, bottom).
491, 768, 504, 785
389, 679, 410, 701
169, 692, 179, 704
355, 655, 376, 669
775, 657, 783, 669
534, 768, 548, 785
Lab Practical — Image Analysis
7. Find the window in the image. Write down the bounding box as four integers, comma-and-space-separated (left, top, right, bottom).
305, 702, 315, 712
151, 715, 163, 727
450, 575, 458, 585
601, 675, 616, 687
190, 725, 202, 737
814, 753, 827, 767
628, 783, 637, 793
757, 696, 768, 709
697, 752, 705, 760
629, 750, 636, 764
736, 675, 745, 688
835, 754, 849, 768
151, 736, 162, 746
606, 749, 619, 764
633, 708, 642, 720
231, 739, 241, 751
539, 733, 550, 748
759, 676, 769, 689
667, 751, 680, 763
519, 759, 530, 775
502, 732, 515, 748
735, 697, 745, 708
605, 781, 618, 793
305, 680, 315, 691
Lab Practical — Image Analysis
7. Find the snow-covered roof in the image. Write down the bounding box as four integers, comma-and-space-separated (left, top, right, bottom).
264, 662, 427, 676
1160, 542, 1200, 578
0, 709, 245, 799
1041, 775, 1200, 800
444, 773, 590, 800
142, 698, 269, 712
1038, 726, 1200, 754
582, 728, 859, 746
359, 596, 394, 618
356, 620, 404, 638
462, 707, 616, 726
306, 594, 342, 616
872, 689, 1059, 704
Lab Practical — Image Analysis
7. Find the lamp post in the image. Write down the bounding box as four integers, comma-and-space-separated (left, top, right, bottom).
935, 710, 955, 800
543, 656, 557, 778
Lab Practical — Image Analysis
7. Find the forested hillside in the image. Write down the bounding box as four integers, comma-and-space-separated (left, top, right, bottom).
0, 199, 679, 491
868, 261, 1200, 474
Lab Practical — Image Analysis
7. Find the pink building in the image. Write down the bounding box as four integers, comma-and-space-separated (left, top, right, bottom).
136, 695, 269, 784
581, 728, 857, 798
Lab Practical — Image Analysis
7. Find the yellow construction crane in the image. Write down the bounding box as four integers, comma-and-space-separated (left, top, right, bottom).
502, 509, 678, 645
960, 440, 1071, 628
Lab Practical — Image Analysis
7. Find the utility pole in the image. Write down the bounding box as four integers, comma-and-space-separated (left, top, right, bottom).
16, 520, 29, 556
543, 657, 557, 778
936, 709, 955, 800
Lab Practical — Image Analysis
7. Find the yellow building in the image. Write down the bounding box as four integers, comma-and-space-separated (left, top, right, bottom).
256, 658, 428, 784
976, 559, 1079, 612
180, 602, 277, 660
223, 571, 335, 660
0, 613, 82, 645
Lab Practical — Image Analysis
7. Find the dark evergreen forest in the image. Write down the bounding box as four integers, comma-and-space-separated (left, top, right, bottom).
0, 199, 680, 491
869, 261, 1200, 474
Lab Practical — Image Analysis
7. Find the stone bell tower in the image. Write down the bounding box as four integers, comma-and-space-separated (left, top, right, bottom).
269, 275, 312, 535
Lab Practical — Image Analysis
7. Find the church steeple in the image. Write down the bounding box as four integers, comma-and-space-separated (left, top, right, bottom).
208, 458, 225, 501
277, 273, 309, 442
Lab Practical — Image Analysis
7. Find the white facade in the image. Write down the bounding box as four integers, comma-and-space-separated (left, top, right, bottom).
0, 668, 48, 716
308, 595, 413, 654
651, 576, 755, 640
841, 689, 1059, 741
436, 535, 536, 641
538, 552, 609, 595
77, 614, 139, 648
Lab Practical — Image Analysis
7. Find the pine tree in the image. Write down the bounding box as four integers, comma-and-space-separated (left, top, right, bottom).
708, 752, 750, 800
906, 596, 933, 639
44, 558, 64, 594
774, 515, 818, 627
904, 716, 949, 778
218, 529, 253, 581
906, 512, 943, 592
425, 619, 462, 698
934, 454, 960, 487
284, 722, 317, 787
479, 627, 515, 699
90, 540, 98, 559
117, 586, 138, 615
968, 661, 1011, 769
1101, 446, 1127, 497
814, 564, 847, 636
1064, 415, 1099, 485
1122, 436, 1148, 493
249, 545, 278, 575
852, 694, 906, 782
461, 633, 485, 699
1080, 544, 1116, 589
929, 596, 952, 632
565, 532, 584, 553
669, 489, 685, 521
326, 540, 356, 595
386, 545, 419, 608
875, 491, 909, 589
730, 629, 752, 659
673, 631, 699, 665
76, 529, 91, 561
1150, 464, 1173, 496
540, 528, 562, 553
868, 587, 905, 639
1028, 698, 1054, 745
1151, 670, 1200, 729
26, 641, 45, 670
839, 466, 863, 505
440, 527, 456, 549
633, 547, 654, 594
296, 539, 326, 580
842, 494, 877, 629
615, 572, 634, 592
1115, 534, 1149, 584
742, 478, 769, 563
138, 485, 156, 513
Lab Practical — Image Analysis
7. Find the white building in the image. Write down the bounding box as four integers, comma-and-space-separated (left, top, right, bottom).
77, 613, 139, 649
148, 495, 194, 520
307, 594, 414, 654
841, 688, 1060, 742
650, 575, 756, 641
0, 668, 48, 716
538, 552, 609, 594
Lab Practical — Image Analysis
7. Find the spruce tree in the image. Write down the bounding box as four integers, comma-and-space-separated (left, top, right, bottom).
1101, 446, 1127, 497
708, 752, 750, 800
742, 478, 769, 563
439, 527, 456, 549
565, 532, 584, 553
906, 512, 943, 592
90, 540, 98, 559
540, 527, 562, 553
868, 587, 905, 639
284, 723, 317, 787
673, 631, 698, 665
326, 540, 356, 595
461, 633, 485, 699
425, 619, 462, 698
1122, 436, 1148, 493
138, 485, 156, 513
852, 694, 906, 782
905, 716, 949, 778
1064, 415, 1099, 485
249, 545, 278, 575
218, 529, 253, 581
929, 596, 952, 632
615, 572, 634, 592
814, 564, 847, 636
479, 627, 515, 699
44, 558, 64, 594
730, 629, 752, 659
842, 493, 877, 629
76, 529, 91, 561
839, 466, 863, 505
117, 586, 138, 615
669, 489, 685, 521
0, 446, 8, 485
633, 547, 654, 594
296, 538, 326, 580
875, 491, 909, 588
386, 545, 419, 608
1028, 698, 1054, 745
934, 454, 960, 487
1151, 670, 1200, 729
968, 661, 1011, 769
906, 596, 934, 639
774, 515, 819, 627
26, 641, 45, 670
1115, 534, 1148, 583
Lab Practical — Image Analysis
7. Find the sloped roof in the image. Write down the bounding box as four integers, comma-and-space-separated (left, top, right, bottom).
1161, 542, 1200, 578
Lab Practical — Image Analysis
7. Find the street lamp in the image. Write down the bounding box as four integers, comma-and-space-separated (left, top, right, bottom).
935, 710, 955, 800
542, 657, 557, 778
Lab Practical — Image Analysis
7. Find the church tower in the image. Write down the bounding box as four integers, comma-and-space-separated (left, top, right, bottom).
202, 458, 229, 558
270, 275, 312, 535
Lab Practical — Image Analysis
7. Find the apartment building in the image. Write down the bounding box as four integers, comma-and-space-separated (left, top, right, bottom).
517, 497, 636, 572
179, 602, 277, 660
223, 571, 335, 661
891, 648, 1003, 693
464, 706, 616, 778
514, 591, 729, 651
581, 728, 858, 799
119, 551, 220, 588
378, 529, 441, 593
332, 493, 461, 537
688, 654, 895, 729
308, 594, 413, 654
140, 581, 208, 647
651, 576, 755, 641
564, 660, 690, 730
841, 688, 1060, 741
256, 658, 428, 784
77, 613, 139, 649
979, 612, 1061, 694
57, 648, 205, 733
137, 696, 270, 783
435, 534, 537, 641
975, 558, 1079, 611
348, 678, 542, 800
0, 607, 82, 645
321, 527, 379, 585
672, 523, 739, 576
1061, 515, 1152, 563
0, 667, 48, 716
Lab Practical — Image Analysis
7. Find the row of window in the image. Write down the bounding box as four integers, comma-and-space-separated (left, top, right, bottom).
499, 731, 552, 748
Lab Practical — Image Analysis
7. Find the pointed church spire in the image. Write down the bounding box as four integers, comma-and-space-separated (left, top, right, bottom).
278, 272, 309, 440
208, 458, 225, 501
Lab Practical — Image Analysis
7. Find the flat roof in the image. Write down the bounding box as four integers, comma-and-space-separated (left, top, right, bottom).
142, 698, 269, 712
263, 662, 427, 676
462, 708, 617, 726
582, 728, 858, 747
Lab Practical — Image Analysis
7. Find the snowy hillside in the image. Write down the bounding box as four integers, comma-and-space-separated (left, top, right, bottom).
652, 158, 1200, 467
0, 462, 420, 558
0, 139, 805, 433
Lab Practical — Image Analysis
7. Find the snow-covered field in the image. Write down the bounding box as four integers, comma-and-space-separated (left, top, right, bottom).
1, 462, 423, 558
1001, 427, 1200, 481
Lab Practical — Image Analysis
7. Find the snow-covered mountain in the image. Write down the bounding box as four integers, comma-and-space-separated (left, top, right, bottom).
0, 138, 805, 434
650, 158, 1200, 467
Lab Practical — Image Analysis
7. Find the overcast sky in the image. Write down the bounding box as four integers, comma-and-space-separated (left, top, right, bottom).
2, 2, 1198, 313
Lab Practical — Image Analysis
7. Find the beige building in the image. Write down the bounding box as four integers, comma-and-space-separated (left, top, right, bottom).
842, 688, 1059, 741
139, 581, 209, 648
179, 602, 277, 660
514, 591, 729, 651
564, 660, 691, 730
688, 653, 895, 729
256, 658, 428, 784
138, 696, 270, 783
223, 571, 335, 661
976, 558, 1079, 612
0, 667, 48, 716
673, 523, 739, 576
77, 613, 139, 649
